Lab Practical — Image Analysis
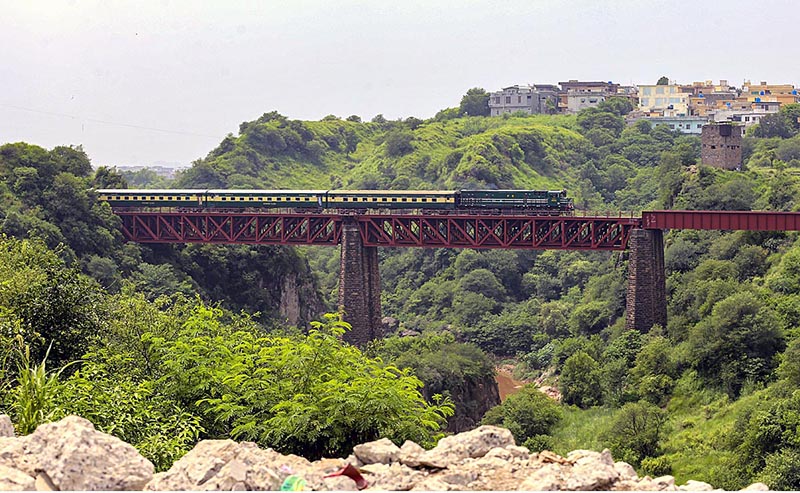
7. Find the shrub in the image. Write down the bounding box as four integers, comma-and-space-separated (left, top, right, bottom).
602, 401, 667, 466
481, 384, 562, 444
559, 351, 602, 408
759, 448, 800, 491
641, 455, 673, 477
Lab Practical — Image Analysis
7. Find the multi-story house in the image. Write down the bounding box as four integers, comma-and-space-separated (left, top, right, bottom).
637, 83, 692, 116
709, 101, 782, 128
488, 85, 560, 116
741, 81, 799, 106
630, 115, 707, 134
686, 80, 739, 117
557, 80, 620, 113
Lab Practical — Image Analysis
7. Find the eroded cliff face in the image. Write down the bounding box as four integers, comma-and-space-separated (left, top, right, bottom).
422, 374, 501, 433
278, 270, 326, 327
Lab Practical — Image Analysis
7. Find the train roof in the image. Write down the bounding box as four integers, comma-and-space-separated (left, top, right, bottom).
96, 189, 329, 194
329, 190, 455, 195
207, 189, 328, 194
460, 189, 567, 193
95, 189, 208, 194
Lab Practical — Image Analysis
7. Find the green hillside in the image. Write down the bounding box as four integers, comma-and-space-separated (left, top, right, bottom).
173, 100, 800, 488
178, 112, 588, 199
3, 99, 800, 486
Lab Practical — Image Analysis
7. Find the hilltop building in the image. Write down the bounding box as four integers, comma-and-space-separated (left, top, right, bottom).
557, 80, 619, 113
637, 84, 691, 116
635, 116, 707, 134
741, 81, 799, 106
488, 85, 560, 116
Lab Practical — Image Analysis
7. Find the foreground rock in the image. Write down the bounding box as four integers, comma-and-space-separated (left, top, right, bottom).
0, 415, 774, 490
0, 415, 153, 490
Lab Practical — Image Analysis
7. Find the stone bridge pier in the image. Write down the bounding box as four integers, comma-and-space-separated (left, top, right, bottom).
338, 219, 382, 345
625, 228, 667, 331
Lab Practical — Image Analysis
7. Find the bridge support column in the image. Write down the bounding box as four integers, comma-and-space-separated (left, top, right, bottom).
339, 219, 382, 345
625, 229, 667, 331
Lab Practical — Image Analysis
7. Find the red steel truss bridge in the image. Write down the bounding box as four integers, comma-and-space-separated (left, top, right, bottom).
115, 209, 800, 250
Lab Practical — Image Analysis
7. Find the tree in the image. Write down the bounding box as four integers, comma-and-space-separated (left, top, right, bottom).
776, 137, 800, 163
559, 350, 602, 407
760, 448, 800, 491
0, 236, 105, 367
458, 268, 505, 299
577, 108, 625, 136
780, 103, 800, 134
602, 401, 667, 466
92, 166, 127, 189
51, 145, 92, 177
752, 113, 793, 139
598, 97, 634, 116
385, 129, 414, 157
459, 88, 491, 117
482, 384, 562, 446
687, 291, 784, 396
766, 247, 800, 294
630, 336, 678, 405
657, 76, 669, 85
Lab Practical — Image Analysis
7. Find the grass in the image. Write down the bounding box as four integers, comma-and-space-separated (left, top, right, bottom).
544, 373, 768, 488
549, 405, 616, 456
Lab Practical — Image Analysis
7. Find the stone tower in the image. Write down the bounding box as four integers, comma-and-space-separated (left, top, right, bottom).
701, 123, 743, 170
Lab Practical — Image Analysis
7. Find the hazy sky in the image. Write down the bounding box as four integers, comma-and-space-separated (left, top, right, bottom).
2, 0, 798, 167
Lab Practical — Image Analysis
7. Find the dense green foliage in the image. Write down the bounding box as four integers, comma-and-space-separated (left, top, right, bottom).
0, 237, 452, 468
2, 96, 800, 485
369, 332, 494, 430
601, 401, 668, 467
481, 384, 562, 449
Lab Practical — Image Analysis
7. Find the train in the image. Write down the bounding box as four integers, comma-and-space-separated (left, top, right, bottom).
95, 188, 574, 213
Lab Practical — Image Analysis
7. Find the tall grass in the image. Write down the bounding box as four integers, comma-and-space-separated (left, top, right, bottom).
7, 338, 71, 435
548, 405, 616, 455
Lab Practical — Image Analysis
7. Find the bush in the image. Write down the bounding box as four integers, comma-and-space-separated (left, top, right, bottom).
759, 448, 800, 491
602, 401, 667, 466
559, 351, 602, 408
385, 130, 414, 157
523, 434, 555, 452
481, 384, 562, 444
641, 455, 673, 477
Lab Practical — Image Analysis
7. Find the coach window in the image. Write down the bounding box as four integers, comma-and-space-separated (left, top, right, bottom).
391, 198, 397, 202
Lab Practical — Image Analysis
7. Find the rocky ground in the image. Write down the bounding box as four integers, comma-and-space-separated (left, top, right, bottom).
0, 414, 770, 491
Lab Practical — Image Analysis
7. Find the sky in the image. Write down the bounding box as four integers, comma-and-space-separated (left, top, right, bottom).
1, 0, 798, 168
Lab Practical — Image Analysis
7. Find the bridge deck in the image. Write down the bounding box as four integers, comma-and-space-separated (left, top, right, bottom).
643, 210, 800, 231
116, 211, 639, 250
115, 209, 800, 250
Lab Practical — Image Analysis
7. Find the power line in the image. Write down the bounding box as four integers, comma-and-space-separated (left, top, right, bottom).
0, 103, 220, 138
